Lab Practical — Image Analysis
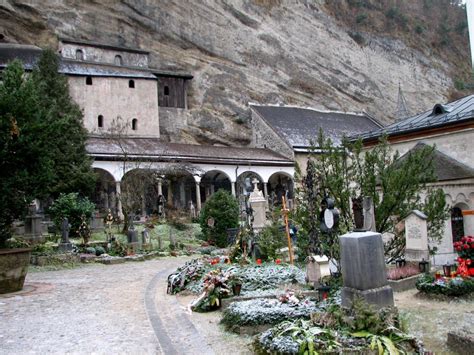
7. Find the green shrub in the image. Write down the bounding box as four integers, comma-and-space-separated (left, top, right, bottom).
356, 13, 367, 24
348, 31, 365, 45
85, 247, 96, 254
415, 24, 424, 34
199, 190, 239, 247
95, 246, 106, 256
257, 219, 287, 261
48, 193, 95, 238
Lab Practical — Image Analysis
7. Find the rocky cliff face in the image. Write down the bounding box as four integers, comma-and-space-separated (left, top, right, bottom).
0, 0, 470, 146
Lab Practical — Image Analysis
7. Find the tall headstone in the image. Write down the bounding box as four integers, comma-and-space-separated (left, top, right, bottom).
58, 217, 73, 252
362, 197, 376, 232
404, 210, 429, 262
339, 231, 394, 309
248, 179, 267, 230
127, 213, 138, 244
24, 203, 44, 243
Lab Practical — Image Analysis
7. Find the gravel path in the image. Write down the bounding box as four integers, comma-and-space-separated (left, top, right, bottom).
0, 257, 251, 354
395, 289, 474, 354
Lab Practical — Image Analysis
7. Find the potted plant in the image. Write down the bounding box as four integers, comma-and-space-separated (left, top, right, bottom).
229, 273, 243, 296
0, 237, 32, 294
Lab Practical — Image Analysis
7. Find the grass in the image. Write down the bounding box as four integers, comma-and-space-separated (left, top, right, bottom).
69, 222, 202, 251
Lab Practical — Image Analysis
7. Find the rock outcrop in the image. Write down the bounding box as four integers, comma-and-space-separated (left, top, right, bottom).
0, 0, 469, 146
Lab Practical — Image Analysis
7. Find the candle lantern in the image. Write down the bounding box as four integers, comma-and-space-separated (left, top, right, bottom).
396, 258, 406, 268
442, 264, 452, 277
418, 259, 429, 273
317, 285, 331, 301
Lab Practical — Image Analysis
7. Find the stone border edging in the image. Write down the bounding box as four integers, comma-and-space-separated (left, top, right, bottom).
144, 268, 177, 354
388, 274, 420, 292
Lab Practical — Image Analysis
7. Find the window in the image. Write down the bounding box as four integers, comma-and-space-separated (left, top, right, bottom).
451, 207, 464, 243
75, 49, 84, 60
86, 76, 93, 85
98, 115, 104, 128
131, 118, 138, 130
114, 55, 123, 66
164, 86, 170, 96
129, 80, 135, 88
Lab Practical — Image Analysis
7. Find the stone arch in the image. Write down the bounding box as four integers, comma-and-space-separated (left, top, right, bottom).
93, 168, 117, 213
200, 170, 232, 203
236, 171, 264, 197
455, 193, 468, 204
121, 168, 159, 217
267, 171, 294, 206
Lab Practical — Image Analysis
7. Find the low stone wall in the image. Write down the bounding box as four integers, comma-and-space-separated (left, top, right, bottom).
387, 274, 420, 292
30, 253, 80, 266
447, 330, 474, 355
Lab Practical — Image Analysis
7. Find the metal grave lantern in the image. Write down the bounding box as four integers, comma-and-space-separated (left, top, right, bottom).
320, 197, 340, 233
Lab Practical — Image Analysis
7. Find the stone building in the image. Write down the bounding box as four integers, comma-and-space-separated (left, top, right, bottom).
0, 40, 294, 218
250, 104, 382, 173
356, 95, 474, 265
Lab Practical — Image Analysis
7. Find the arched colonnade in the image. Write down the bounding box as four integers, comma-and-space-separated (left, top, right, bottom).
92, 160, 294, 219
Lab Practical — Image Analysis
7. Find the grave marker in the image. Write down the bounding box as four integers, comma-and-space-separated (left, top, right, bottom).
339, 231, 394, 309
58, 217, 73, 252
249, 178, 267, 230
404, 210, 429, 262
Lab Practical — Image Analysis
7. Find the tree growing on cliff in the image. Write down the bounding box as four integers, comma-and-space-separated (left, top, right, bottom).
0, 50, 94, 247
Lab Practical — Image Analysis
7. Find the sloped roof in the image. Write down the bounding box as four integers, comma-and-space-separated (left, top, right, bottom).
59, 38, 149, 54
87, 136, 294, 166
251, 105, 382, 148
355, 95, 474, 141
60, 59, 156, 79
0, 43, 42, 70
0, 43, 189, 80
399, 142, 474, 182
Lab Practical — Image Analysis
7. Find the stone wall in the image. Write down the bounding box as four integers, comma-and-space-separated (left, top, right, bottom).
251, 109, 294, 159
59, 42, 148, 68
68, 76, 160, 137
388, 129, 474, 265
390, 129, 473, 169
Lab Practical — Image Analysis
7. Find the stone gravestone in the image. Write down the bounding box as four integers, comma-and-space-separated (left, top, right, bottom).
249, 179, 267, 230
306, 255, 330, 286
127, 214, 139, 250
141, 228, 151, 251
24, 203, 44, 243
404, 210, 429, 262
58, 217, 73, 252
362, 197, 376, 232
339, 231, 394, 309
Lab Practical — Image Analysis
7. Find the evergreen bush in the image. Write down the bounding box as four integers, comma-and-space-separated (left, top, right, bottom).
48, 193, 95, 238
199, 189, 239, 247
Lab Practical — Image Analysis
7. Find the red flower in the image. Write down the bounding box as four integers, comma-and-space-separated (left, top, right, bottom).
464, 244, 470, 249
467, 259, 472, 265
456, 246, 462, 251
275, 259, 281, 264
462, 236, 467, 242
256, 259, 262, 265
458, 257, 463, 263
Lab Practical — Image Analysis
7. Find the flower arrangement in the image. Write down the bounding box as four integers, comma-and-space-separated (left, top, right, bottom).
190, 268, 232, 312
453, 236, 474, 277
416, 273, 474, 296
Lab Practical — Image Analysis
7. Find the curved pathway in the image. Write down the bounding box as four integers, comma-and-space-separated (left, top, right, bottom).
0, 257, 230, 354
